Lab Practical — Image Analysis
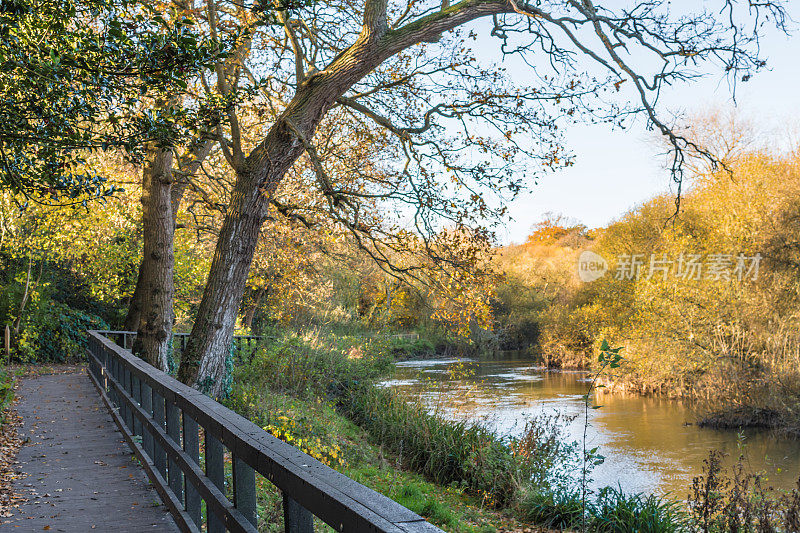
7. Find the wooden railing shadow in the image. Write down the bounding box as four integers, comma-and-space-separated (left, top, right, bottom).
86, 330, 441, 533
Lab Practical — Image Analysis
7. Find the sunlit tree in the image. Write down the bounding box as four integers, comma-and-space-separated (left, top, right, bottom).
163, 0, 788, 396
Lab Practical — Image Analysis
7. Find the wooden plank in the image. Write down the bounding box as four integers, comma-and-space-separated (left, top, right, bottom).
132, 374, 143, 437
142, 381, 154, 459
153, 390, 168, 478
284, 493, 314, 533
9, 372, 179, 532
167, 400, 184, 504
233, 455, 258, 527
205, 432, 226, 533
183, 414, 202, 528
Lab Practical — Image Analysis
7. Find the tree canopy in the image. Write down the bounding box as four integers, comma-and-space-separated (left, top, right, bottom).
0, 0, 217, 203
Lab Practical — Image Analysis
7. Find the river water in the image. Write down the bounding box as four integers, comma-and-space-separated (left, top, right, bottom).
383, 355, 800, 497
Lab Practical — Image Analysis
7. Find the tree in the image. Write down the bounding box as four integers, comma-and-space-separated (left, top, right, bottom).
124, 0, 252, 369
169, 0, 786, 397
127, 134, 215, 370
1, 0, 224, 368
0, 0, 215, 203
526, 213, 588, 247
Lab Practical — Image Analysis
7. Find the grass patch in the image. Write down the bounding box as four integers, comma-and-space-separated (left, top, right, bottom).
341, 384, 518, 506
0, 369, 13, 427
520, 486, 685, 532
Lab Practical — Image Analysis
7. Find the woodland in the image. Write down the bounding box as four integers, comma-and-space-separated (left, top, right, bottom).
2, 0, 800, 531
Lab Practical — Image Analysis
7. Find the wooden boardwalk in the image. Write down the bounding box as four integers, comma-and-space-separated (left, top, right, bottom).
0, 371, 177, 532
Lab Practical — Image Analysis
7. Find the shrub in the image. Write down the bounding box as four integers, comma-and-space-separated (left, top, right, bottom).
520, 485, 685, 532
0, 369, 13, 427
15, 301, 108, 362
591, 486, 686, 533
689, 450, 800, 532
238, 329, 393, 398
509, 411, 580, 490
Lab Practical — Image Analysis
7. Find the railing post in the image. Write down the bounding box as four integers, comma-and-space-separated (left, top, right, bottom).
166, 401, 184, 504
205, 433, 225, 533
87, 345, 95, 380
87, 339, 96, 380
101, 345, 109, 392
108, 355, 117, 409
183, 414, 201, 527
123, 366, 134, 430
233, 455, 257, 528
152, 391, 167, 479
131, 375, 142, 437
141, 381, 153, 460
115, 360, 128, 425
283, 493, 314, 533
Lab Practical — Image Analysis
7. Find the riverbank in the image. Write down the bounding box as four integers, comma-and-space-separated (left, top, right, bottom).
226, 326, 693, 532
520, 339, 800, 439
590, 363, 800, 439
225, 329, 535, 532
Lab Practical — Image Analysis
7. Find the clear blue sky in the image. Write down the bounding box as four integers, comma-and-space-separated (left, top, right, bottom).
480, 3, 800, 245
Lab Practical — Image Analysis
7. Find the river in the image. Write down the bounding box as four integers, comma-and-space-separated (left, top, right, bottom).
382, 354, 800, 497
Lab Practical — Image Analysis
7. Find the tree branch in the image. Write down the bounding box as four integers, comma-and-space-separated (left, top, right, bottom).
382, 0, 515, 54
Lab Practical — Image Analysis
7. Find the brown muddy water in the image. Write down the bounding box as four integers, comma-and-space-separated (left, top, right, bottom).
382, 355, 800, 497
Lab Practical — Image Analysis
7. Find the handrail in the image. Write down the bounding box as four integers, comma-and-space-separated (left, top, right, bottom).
100, 330, 264, 364
85, 330, 441, 532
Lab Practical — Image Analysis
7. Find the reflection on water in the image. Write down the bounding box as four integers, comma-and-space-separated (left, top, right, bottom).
383, 355, 800, 496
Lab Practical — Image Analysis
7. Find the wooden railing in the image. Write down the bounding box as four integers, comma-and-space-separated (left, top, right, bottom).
86, 330, 441, 532
99, 330, 264, 364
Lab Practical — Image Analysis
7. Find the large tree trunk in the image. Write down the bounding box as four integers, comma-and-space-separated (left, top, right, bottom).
181, 95, 377, 395
176, 170, 270, 395
123, 139, 213, 333
131, 145, 175, 370
123, 167, 183, 333
177, 103, 327, 395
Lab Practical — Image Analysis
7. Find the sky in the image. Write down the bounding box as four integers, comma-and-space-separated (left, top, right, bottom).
478, 2, 800, 245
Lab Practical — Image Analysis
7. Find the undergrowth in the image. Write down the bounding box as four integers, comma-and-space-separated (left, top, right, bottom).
0, 369, 13, 427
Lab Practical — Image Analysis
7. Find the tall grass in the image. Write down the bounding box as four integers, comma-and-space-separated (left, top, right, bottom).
341, 384, 519, 506
520, 486, 686, 533
591, 486, 686, 533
